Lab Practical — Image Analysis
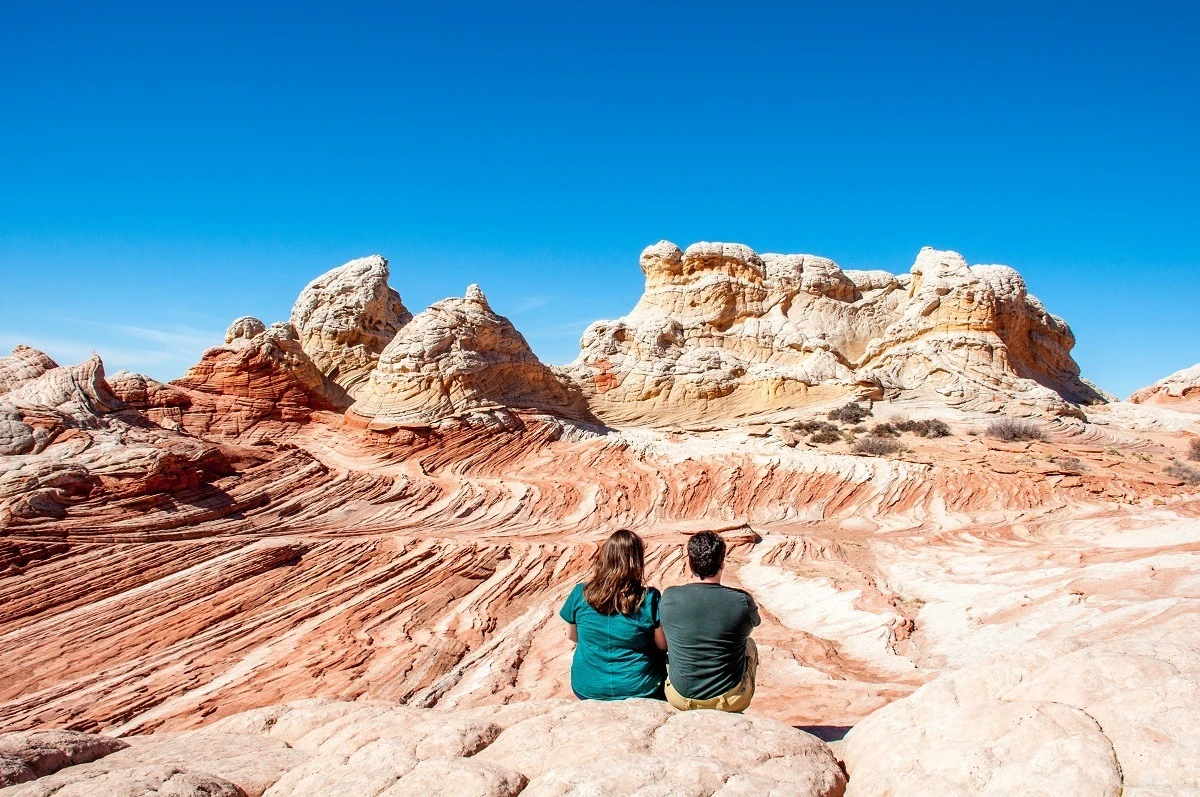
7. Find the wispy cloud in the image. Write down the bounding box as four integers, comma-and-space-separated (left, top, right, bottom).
67, 319, 221, 350
0, 318, 224, 381
508, 295, 556, 314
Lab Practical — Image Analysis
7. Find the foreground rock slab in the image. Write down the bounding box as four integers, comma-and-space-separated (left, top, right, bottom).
5, 699, 846, 797
841, 612, 1200, 796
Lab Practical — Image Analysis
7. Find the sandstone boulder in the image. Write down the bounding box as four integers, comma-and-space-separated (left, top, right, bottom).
290, 255, 411, 397
0, 730, 127, 786
174, 321, 350, 436
1130, 363, 1200, 412
347, 285, 590, 429
841, 613, 1200, 796
0, 346, 59, 396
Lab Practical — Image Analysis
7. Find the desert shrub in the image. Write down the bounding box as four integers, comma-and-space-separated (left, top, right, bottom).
795, 419, 840, 436
1051, 457, 1084, 474
870, 423, 900, 438
1167, 462, 1200, 486
828, 402, 872, 424
895, 419, 952, 438
1189, 439, 1200, 462
810, 429, 841, 444
852, 436, 905, 456
986, 418, 1045, 442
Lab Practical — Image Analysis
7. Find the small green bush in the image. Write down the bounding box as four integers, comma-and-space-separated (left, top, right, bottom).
986, 418, 1045, 442
852, 436, 905, 456
828, 402, 872, 424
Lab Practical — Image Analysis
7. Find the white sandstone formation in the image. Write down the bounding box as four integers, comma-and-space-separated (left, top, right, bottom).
1130, 362, 1200, 412
290, 255, 411, 397
841, 612, 1200, 796
569, 241, 1104, 424
348, 285, 590, 430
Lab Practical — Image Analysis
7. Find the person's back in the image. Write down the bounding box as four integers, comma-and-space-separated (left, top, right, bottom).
660, 531, 761, 712
560, 529, 667, 701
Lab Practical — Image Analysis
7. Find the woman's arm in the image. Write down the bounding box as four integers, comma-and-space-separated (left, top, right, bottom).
653, 625, 667, 651
566, 622, 578, 644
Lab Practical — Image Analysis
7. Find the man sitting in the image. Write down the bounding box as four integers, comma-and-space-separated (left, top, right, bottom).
660, 531, 761, 712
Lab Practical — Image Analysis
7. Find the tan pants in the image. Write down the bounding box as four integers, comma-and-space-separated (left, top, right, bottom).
665, 638, 758, 713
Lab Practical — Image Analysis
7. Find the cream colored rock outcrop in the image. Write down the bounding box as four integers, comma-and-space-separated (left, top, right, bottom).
348, 285, 590, 429
1130, 362, 1200, 412
290, 255, 411, 397
569, 241, 1103, 424
841, 613, 1200, 796
3, 699, 845, 796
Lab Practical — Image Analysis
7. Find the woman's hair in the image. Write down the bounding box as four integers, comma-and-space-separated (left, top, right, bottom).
583, 529, 647, 617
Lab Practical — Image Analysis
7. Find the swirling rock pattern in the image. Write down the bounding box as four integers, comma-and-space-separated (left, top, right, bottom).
290, 255, 411, 397
1, 243, 1199, 794
569, 241, 1104, 424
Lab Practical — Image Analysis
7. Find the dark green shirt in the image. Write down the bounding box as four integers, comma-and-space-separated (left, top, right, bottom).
559, 583, 665, 701
660, 582, 761, 700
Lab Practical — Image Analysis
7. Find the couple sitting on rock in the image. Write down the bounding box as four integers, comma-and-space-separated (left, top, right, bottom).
560, 529, 760, 712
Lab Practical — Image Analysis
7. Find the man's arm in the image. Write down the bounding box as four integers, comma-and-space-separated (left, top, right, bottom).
746, 593, 762, 628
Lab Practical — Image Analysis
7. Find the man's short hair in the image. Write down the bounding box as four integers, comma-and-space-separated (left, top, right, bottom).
687, 531, 726, 579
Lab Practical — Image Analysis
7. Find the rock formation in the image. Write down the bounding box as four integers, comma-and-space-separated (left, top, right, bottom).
569, 241, 1104, 425
842, 612, 1200, 796
347, 285, 591, 430
3, 699, 846, 796
1, 243, 1198, 795
1130, 362, 1200, 412
0, 348, 231, 523
290, 255, 411, 397
173, 319, 351, 436
0, 346, 59, 395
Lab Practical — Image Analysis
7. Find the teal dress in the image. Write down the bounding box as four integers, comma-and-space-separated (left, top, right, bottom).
559, 583, 666, 701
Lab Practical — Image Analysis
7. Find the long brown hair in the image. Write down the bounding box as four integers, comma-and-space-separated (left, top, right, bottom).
583, 529, 647, 617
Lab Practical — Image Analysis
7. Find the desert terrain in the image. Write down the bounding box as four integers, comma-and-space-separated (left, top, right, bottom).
2, 242, 1198, 795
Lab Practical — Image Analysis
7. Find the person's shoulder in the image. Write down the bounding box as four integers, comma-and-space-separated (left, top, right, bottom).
720, 585, 758, 604
565, 581, 587, 605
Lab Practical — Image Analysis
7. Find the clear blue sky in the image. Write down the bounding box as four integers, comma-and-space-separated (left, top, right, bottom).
2, 1, 1196, 398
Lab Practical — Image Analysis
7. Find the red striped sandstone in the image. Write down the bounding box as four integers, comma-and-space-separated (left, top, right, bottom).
1, 244, 1198, 795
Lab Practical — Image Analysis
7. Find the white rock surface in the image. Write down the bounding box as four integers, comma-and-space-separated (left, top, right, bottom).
841, 613, 1200, 796
290, 255, 411, 397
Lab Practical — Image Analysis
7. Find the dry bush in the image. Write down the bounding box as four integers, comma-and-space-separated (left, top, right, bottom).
810, 429, 841, 445
828, 402, 872, 424
852, 436, 905, 457
1189, 439, 1200, 462
895, 419, 953, 438
1051, 456, 1084, 475
870, 423, 900, 438
1167, 462, 1200, 486
795, 419, 840, 436
986, 418, 1045, 442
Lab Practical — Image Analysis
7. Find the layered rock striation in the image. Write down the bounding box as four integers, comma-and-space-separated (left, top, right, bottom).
3, 242, 1199, 795
1130, 362, 1200, 412
347, 285, 591, 430
289, 255, 411, 397
568, 241, 1104, 424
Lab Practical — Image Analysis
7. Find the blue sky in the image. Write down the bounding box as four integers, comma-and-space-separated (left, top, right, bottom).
2, 1, 1196, 398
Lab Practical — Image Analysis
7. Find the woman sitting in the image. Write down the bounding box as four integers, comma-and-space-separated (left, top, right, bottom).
559, 529, 668, 700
